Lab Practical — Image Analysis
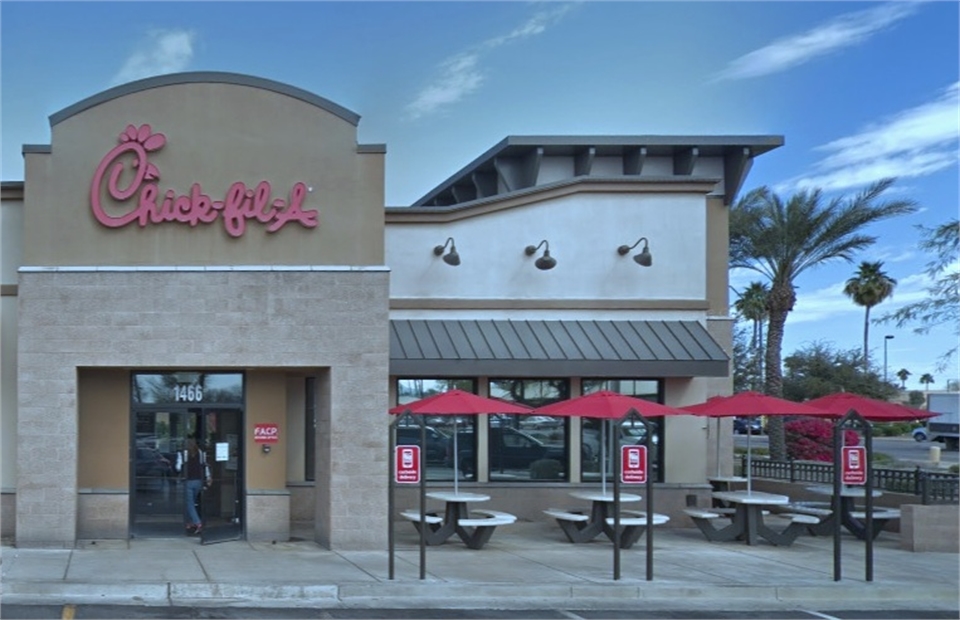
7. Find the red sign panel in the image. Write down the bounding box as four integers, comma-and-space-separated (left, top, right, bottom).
395, 445, 421, 484
254, 423, 279, 444
621, 445, 647, 484
841, 446, 867, 485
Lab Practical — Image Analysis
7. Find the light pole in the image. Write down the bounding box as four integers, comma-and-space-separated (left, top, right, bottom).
884, 335, 895, 383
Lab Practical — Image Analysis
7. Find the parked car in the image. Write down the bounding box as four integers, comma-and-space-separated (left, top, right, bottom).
582, 424, 657, 458
450, 426, 591, 478
135, 446, 172, 491
395, 424, 450, 464
733, 417, 764, 435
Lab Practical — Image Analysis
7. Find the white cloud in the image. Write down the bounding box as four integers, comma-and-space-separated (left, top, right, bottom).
776, 81, 960, 194
788, 272, 930, 325
111, 29, 195, 85
405, 4, 575, 120
714, 2, 919, 81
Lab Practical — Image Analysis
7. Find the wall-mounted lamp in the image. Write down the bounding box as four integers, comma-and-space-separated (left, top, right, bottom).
524, 240, 557, 271
433, 237, 461, 266
617, 237, 653, 267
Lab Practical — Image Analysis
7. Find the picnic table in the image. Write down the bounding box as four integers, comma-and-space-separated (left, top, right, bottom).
685, 490, 816, 546
544, 491, 667, 548
801, 485, 898, 541
400, 491, 516, 549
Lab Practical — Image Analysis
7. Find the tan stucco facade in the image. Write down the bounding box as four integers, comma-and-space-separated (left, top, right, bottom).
13, 74, 391, 549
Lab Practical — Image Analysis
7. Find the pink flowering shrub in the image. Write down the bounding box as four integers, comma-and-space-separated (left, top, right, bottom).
784, 417, 859, 462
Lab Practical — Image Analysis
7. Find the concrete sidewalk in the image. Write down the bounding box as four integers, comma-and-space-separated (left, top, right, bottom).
2, 521, 958, 612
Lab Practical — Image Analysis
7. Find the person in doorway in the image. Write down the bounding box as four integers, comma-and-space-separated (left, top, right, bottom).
176, 438, 211, 534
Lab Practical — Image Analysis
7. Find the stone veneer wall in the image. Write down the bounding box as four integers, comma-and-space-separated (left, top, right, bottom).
900, 504, 960, 552
246, 491, 291, 542
1, 492, 15, 539
77, 491, 128, 539
16, 269, 389, 550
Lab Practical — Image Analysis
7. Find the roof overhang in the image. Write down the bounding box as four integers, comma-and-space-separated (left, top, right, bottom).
390, 319, 729, 378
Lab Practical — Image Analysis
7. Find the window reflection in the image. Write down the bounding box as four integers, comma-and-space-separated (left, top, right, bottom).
488, 379, 570, 481
394, 379, 477, 483
581, 379, 664, 483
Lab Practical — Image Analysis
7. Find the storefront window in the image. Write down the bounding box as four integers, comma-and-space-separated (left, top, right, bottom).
581, 379, 664, 483
488, 379, 570, 481
394, 379, 477, 482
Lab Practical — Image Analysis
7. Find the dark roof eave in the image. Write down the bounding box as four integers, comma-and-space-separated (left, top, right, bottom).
412, 135, 784, 206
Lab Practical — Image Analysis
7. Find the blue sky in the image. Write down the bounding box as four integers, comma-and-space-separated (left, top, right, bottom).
2, 1, 957, 391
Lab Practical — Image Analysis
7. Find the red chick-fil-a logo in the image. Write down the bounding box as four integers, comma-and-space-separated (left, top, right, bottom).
90, 124, 318, 237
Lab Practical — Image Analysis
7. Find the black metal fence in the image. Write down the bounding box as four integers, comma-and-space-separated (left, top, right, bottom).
743, 457, 959, 504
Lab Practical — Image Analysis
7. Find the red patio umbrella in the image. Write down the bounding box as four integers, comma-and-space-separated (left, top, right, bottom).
682, 391, 834, 491
533, 390, 690, 493
804, 393, 937, 423
389, 389, 532, 492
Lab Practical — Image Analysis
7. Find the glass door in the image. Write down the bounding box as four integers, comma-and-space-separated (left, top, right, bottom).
198, 408, 244, 543
131, 407, 244, 540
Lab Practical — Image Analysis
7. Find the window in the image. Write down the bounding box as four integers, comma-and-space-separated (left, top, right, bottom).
582, 379, 664, 483
394, 379, 477, 482
488, 379, 570, 481
305, 377, 315, 482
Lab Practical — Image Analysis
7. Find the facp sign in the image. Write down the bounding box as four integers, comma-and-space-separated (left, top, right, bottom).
841, 445, 867, 485
621, 445, 647, 484
395, 445, 421, 484
254, 423, 279, 444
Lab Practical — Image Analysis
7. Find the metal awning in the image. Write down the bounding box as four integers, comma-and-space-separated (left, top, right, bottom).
390, 319, 728, 377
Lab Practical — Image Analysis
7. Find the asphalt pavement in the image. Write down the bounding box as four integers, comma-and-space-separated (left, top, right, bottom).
1, 520, 957, 614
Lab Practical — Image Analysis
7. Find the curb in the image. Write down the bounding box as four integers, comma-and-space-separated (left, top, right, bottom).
3, 581, 958, 610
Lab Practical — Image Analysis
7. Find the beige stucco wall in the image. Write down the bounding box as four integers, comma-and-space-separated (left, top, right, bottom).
78, 368, 129, 489
23, 81, 384, 267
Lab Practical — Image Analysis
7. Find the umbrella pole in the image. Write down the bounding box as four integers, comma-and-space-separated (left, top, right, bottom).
746, 418, 752, 493
716, 419, 721, 477
453, 419, 459, 494
601, 419, 607, 494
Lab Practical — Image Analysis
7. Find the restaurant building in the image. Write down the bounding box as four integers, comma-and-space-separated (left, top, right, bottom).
0, 72, 782, 550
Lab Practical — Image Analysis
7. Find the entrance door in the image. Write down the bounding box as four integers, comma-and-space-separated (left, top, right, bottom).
131, 408, 244, 540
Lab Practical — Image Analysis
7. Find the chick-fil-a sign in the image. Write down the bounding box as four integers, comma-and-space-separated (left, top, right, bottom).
90, 124, 318, 238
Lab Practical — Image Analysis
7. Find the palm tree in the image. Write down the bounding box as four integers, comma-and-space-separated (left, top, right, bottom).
730, 178, 917, 460
896, 368, 911, 390
733, 282, 769, 391
843, 261, 897, 371
919, 373, 934, 394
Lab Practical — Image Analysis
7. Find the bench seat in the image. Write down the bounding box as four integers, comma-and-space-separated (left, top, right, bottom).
543, 508, 589, 522
399, 510, 443, 525
683, 508, 722, 520
850, 509, 900, 521
782, 503, 833, 518
458, 509, 517, 527
778, 513, 821, 525
604, 512, 670, 527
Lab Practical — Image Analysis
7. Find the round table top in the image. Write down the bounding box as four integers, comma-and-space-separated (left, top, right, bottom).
569, 491, 642, 503
426, 491, 491, 502
711, 490, 791, 505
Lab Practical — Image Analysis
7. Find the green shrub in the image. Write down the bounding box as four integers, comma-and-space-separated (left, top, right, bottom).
872, 422, 913, 437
